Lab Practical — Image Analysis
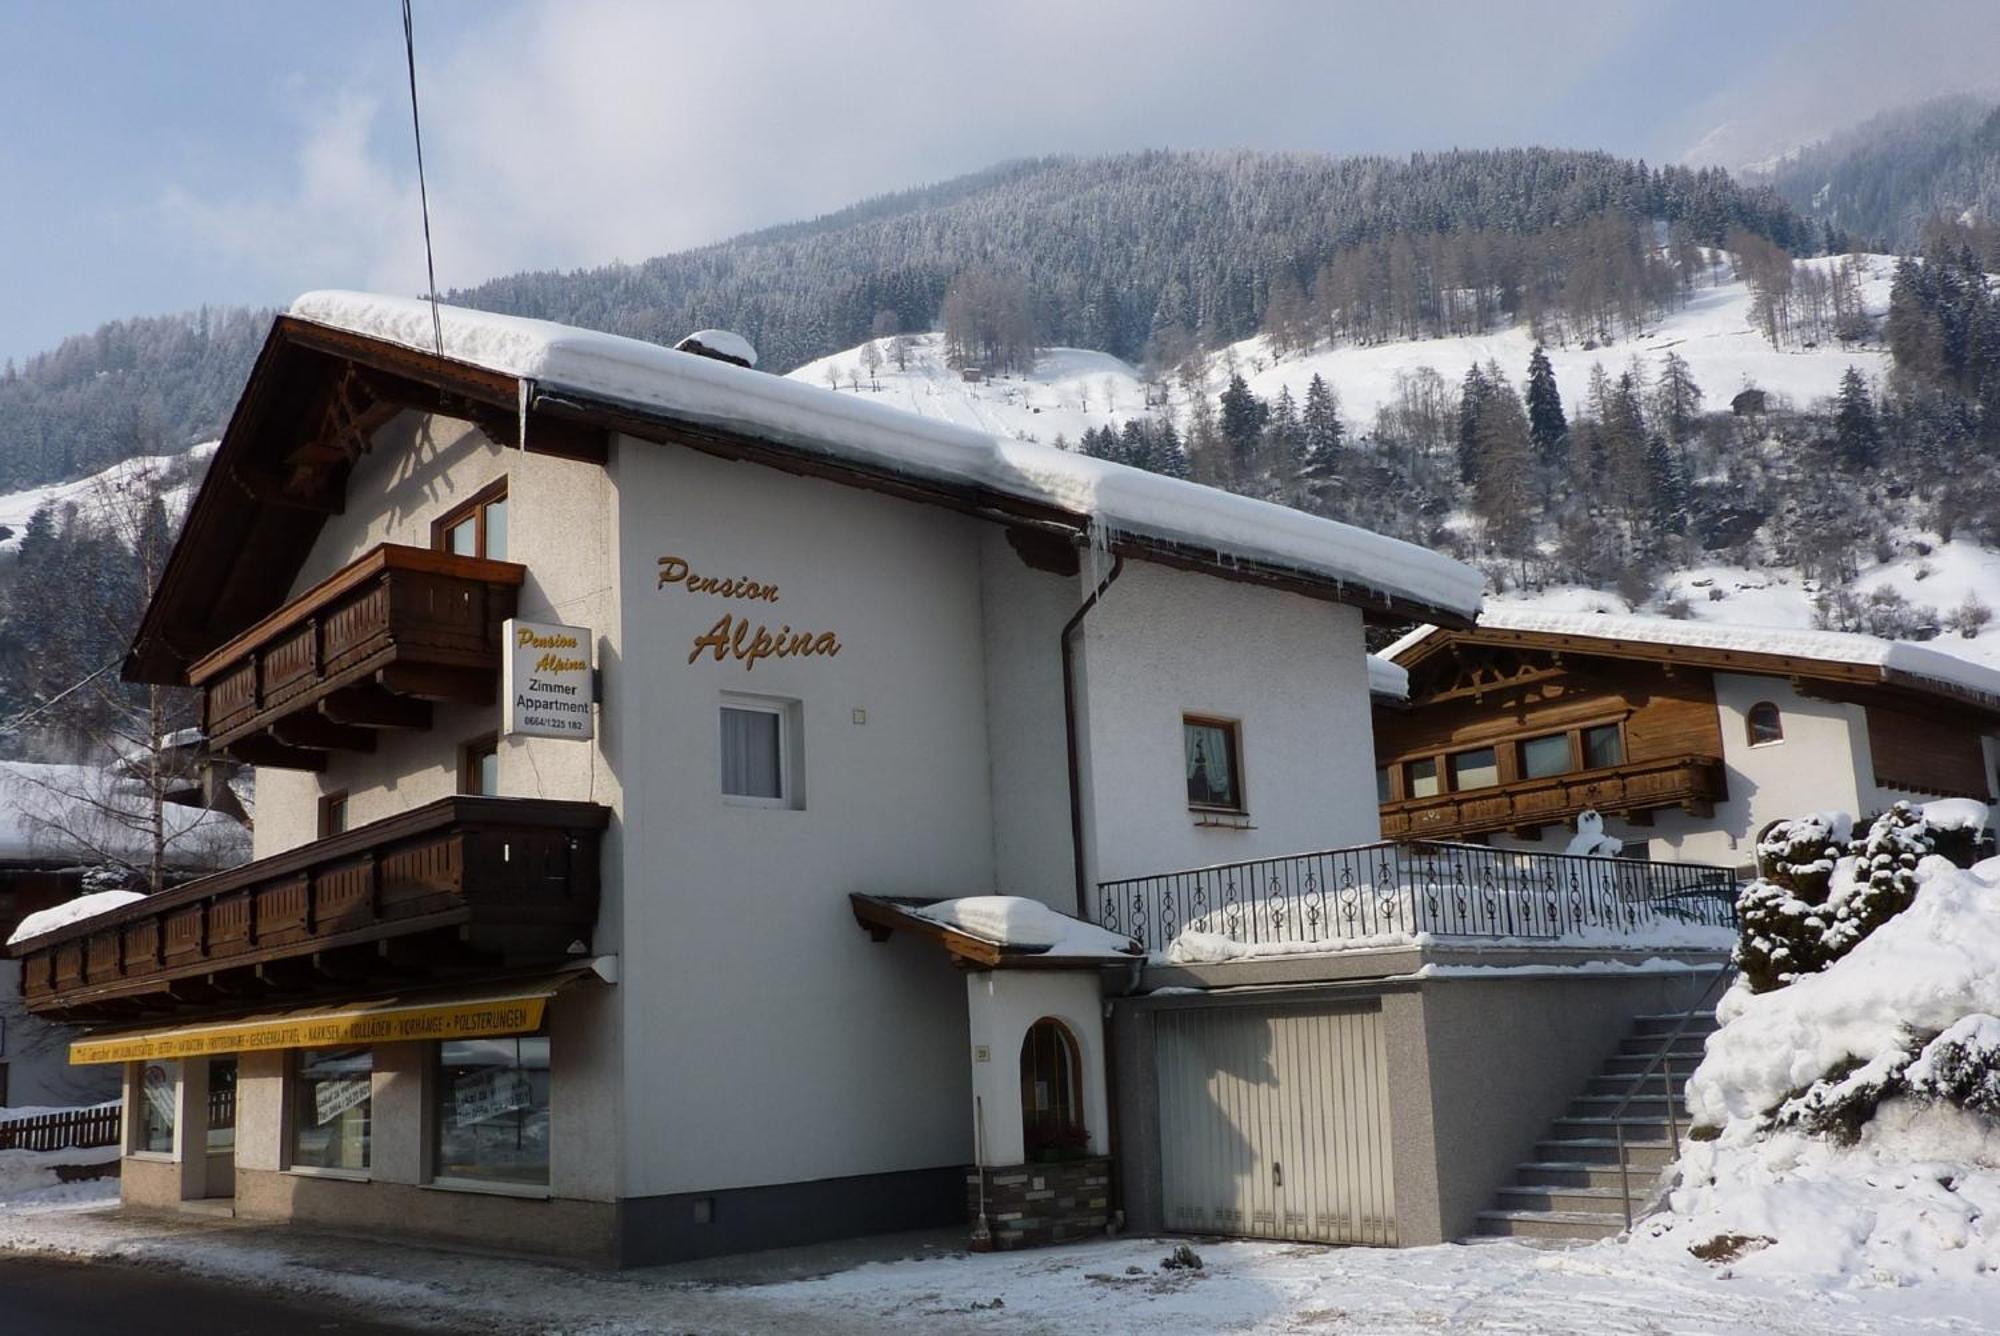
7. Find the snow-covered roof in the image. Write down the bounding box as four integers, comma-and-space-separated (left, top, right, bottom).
1366, 654, 1409, 701
913, 895, 1140, 960
287, 292, 1482, 622
0, 761, 246, 869
5, 890, 144, 948
678, 329, 758, 367
1387, 607, 2000, 706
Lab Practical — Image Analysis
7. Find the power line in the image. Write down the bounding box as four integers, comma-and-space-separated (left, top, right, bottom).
401, 0, 445, 360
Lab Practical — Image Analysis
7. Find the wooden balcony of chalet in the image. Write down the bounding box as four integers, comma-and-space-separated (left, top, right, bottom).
1379, 754, 1727, 841
190, 543, 525, 770
8, 796, 609, 1022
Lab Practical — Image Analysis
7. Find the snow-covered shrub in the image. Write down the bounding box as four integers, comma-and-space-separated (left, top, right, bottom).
1735, 813, 1848, 993
1948, 592, 1992, 639
1907, 1016, 2000, 1116
1773, 1050, 1912, 1146
1823, 803, 1933, 959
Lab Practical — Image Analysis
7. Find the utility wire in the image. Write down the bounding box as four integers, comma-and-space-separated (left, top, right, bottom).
0, 659, 119, 736
401, 0, 445, 359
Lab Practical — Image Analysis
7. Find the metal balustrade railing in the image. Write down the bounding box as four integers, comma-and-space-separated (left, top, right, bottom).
1096, 840, 1738, 955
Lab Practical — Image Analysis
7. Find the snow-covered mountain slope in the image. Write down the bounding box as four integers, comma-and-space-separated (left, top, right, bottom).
0, 441, 215, 552
790, 255, 1898, 445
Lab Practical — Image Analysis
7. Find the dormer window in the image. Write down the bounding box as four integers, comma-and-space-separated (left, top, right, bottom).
434, 481, 508, 560
1746, 702, 1784, 747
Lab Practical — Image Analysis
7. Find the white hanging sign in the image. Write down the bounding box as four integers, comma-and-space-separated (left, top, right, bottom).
503, 618, 595, 740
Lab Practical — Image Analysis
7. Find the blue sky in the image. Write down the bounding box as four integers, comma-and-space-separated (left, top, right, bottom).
2, 0, 1994, 364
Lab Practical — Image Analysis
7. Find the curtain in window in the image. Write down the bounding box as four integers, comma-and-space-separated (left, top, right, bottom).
1185, 722, 1234, 807
721, 707, 782, 799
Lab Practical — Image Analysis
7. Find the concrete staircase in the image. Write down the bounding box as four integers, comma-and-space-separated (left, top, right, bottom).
1472, 1008, 1718, 1243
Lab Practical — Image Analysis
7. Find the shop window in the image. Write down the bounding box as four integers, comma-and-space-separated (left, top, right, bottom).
1406, 756, 1440, 799
433, 481, 509, 561
1519, 733, 1572, 780
1746, 702, 1784, 747
461, 734, 500, 796
1020, 1019, 1086, 1162
1449, 747, 1499, 791
1582, 723, 1625, 769
720, 700, 793, 806
319, 791, 349, 838
136, 1060, 178, 1154
1183, 716, 1244, 812
435, 1035, 550, 1188
291, 1048, 372, 1173
207, 1058, 237, 1154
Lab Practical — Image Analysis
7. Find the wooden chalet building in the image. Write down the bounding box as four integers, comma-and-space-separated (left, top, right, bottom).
1376, 609, 2000, 872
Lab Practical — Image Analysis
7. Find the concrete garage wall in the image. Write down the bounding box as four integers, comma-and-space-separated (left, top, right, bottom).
1410, 968, 1723, 1242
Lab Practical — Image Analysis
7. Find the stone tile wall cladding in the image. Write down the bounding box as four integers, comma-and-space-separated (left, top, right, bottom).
965, 1156, 1113, 1248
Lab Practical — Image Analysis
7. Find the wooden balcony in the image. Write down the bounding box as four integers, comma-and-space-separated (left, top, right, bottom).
8, 796, 609, 1021
1379, 755, 1727, 841
189, 543, 525, 770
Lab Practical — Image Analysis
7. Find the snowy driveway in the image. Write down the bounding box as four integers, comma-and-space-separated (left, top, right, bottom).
0, 1184, 1992, 1336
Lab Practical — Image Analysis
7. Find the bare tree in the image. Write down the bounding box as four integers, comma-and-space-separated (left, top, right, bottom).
860, 340, 884, 390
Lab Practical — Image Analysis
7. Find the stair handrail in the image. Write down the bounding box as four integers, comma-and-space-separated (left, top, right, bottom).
1612, 962, 1735, 1229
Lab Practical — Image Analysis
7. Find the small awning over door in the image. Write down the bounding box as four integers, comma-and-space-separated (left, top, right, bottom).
68, 963, 608, 1065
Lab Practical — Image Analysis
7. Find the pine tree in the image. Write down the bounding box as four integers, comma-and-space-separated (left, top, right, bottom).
1524, 345, 1567, 469
1652, 351, 1704, 443
1119, 419, 1150, 472
1149, 417, 1191, 480
1832, 365, 1882, 471
1456, 363, 1490, 485
1218, 373, 1268, 469
1301, 374, 1344, 457
1644, 434, 1690, 535
1471, 376, 1536, 555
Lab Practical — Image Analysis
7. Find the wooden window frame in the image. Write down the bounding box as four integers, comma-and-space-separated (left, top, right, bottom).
1182, 714, 1247, 814
460, 733, 500, 796
431, 479, 509, 559
1745, 701, 1785, 748
1382, 715, 1635, 805
1446, 744, 1501, 793
318, 790, 350, 839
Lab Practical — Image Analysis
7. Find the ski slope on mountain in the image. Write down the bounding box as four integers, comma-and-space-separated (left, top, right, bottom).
0, 441, 216, 552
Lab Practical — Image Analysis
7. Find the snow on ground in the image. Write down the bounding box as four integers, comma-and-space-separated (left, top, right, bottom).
1230, 253, 1896, 425
0, 441, 215, 552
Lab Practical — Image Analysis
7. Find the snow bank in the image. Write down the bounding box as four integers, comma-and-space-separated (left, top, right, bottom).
1686, 856, 2000, 1131
7, 890, 144, 946
0, 1144, 120, 1211
1921, 797, 1989, 835
914, 896, 1139, 958
289, 292, 1482, 621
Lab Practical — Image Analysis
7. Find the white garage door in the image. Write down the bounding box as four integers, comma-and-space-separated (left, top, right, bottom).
1155, 1004, 1395, 1245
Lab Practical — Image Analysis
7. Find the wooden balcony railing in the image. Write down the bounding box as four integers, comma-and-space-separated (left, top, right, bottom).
9, 796, 609, 1021
1379, 754, 1727, 841
189, 543, 525, 769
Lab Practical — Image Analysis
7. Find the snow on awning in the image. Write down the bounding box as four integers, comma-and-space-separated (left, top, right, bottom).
850, 894, 1141, 969
286, 291, 1484, 624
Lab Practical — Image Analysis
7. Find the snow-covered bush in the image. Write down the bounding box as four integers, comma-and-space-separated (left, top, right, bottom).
1734, 813, 1847, 993
1907, 1016, 2000, 1117
1947, 592, 1992, 639
1823, 802, 1932, 959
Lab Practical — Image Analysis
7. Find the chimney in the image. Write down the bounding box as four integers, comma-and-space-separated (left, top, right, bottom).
675, 329, 759, 370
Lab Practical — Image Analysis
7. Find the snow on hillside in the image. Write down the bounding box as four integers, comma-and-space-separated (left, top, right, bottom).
1226, 253, 1896, 423
790, 335, 1151, 447
791, 255, 1898, 453
0, 441, 216, 552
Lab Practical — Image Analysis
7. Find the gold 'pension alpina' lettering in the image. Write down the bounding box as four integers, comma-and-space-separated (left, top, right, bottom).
689, 614, 841, 670
658, 555, 780, 603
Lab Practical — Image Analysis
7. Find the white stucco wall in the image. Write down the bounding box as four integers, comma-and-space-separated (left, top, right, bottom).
1075, 560, 1378, 889
612, 441, 991, 1198
964, 970, 1109, 1167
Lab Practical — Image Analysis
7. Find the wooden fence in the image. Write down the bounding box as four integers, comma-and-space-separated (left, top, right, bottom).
0, 1101, 122, 1151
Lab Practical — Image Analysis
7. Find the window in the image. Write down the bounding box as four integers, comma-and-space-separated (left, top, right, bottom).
207, 1058, 237, 1154
433, 481, 508, 560
1375, 765, 1394, 804
1020, 1019, 1085, 1161
1449, 747, 1499, 791
461, 734, 500, 796
320, 792, 352, 836
1519, 733, 1573, 780
721, 702, 788, 804
1406, 757, 1440, 799
1746, 702, 1784, 747
291, 1047, 372, 1173
1183, 716, 1244, 812
435, 1036, 550, 1188
1582, 723, 1625, 769
136, 1060, 178, 1154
